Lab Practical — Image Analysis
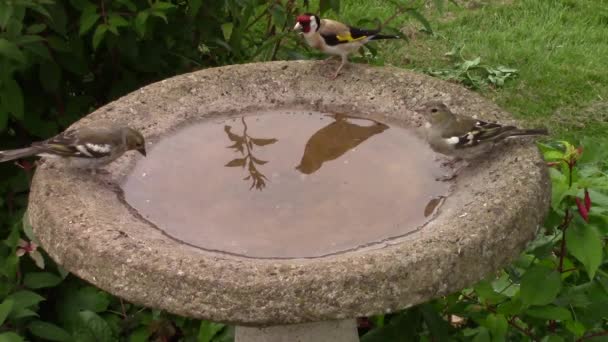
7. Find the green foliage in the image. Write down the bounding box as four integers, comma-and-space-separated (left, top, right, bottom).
2, 0, 606, 340
426, 44, 519, 89
361, 138, 608, 340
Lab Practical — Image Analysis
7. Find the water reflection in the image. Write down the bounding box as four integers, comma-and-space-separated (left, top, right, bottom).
296, 114, 389, 174
224, 117, 277, 190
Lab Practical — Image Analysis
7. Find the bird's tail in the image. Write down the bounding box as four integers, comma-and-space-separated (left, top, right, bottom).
493, 128, 548, 142
508, 128, 549, 137
371, 34, 400, 40
0, 147, 39, 163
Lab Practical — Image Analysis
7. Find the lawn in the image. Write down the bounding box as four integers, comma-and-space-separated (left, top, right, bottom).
338, 0, 608, 140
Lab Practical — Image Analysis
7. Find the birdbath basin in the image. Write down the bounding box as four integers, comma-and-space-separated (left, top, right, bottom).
27, 61, 550, 341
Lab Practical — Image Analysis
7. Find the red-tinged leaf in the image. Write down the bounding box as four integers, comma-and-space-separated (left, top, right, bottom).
250, 138, 278, 146
584, 189, 591, 211
225, 158, 246, 167
575, 197, 589, 222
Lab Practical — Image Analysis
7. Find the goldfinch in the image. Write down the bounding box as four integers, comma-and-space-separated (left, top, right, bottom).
415, 101, 548, 161
293, 13, 399, 79
0, 124, 147, 169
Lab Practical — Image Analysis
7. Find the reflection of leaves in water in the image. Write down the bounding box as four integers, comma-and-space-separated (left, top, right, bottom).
224, 117, 277, 190
296, 114, 389, 174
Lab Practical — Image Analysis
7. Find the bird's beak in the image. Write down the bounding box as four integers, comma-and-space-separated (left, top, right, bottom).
137, 146, 147, 157
293, 22, 302, 32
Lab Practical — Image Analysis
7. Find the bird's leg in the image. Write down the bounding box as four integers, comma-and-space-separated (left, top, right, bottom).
321, 55, 338, 64
330, 55, 348, 80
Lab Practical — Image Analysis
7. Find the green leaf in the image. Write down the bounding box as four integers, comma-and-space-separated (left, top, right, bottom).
29, 250, 45, 269
79, 5, 100, 35
92, 24, 108, 50
40, 62, 62, 92
566, 223, 602, 279
420, 304, 449, 341
152, 2, 175, 10
0, 2, 14, 29
271, 4, 286, 28
198, 321, 224, 342
24, 272, 62, 289
7, 290, 45, 313
128, 327, 150, 342
319, 0, 340, 15
188, 0, 202, 16
526, 305, 572, 321
472, 327, 491, 342
0, 299, 14, 325
520, 265, 561, 306
405, 8, 433, 33
221, 23, 233, 42
135, 11, 149, 37
484, 313, 508, 341
28, 321, 72, 341
541, 336, 565, 342
108, 14, 129, 27
74, 311, 115, 342
27, 24, 47, 34
0, 39, 25, 63
2, 78, 24, 120
0, 332, 24, 342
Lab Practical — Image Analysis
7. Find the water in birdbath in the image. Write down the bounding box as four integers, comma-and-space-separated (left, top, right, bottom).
121, 110, 451, 258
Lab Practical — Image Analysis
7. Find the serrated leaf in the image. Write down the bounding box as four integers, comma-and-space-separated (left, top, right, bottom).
225, 158, 246, 167
526, 305, 572, 321
7, 290, 45, 312
24, 272, 62, 289
0, 299, 14, 325
566, 223, 602, 279
92, 24, 108, 50
0, 39, 25, 63
135, 11, 149, 37
28, 321, 71, 341
0, 332, 23, 342
520, 265, 561, 306
40, 62, 62, 92
79, 6, 99, 35
198, 321, 225, 342
2, 78, 24, 120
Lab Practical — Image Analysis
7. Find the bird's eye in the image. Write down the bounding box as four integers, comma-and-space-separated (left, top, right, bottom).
431, 108, 438, 113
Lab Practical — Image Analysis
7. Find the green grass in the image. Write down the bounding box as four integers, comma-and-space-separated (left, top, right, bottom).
335, 0, 608, 139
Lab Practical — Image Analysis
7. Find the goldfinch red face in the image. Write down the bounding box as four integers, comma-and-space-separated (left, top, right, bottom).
294, 14, 319, 34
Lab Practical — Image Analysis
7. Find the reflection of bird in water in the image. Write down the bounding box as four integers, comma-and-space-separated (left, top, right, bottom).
296, 115, 389, 174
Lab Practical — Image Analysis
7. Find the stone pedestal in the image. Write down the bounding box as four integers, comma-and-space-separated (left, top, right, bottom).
236, 320, 358, 342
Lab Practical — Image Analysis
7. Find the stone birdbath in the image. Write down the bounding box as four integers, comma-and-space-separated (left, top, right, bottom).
27, 61, 550, 341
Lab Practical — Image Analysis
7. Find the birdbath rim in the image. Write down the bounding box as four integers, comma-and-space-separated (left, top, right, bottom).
27, 60, 550, 325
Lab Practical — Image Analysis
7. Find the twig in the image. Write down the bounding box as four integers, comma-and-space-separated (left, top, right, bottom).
576, 330, 608, 341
